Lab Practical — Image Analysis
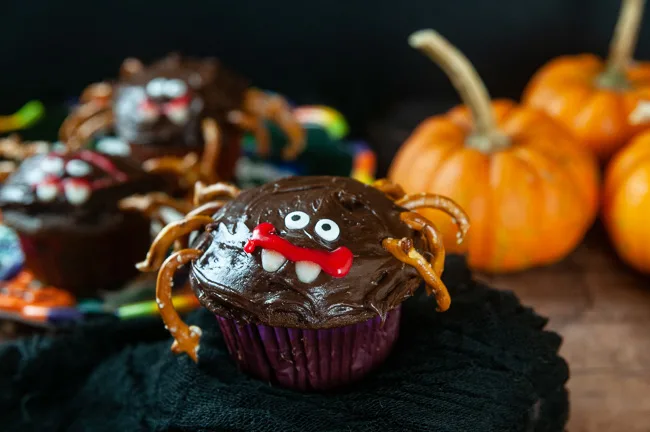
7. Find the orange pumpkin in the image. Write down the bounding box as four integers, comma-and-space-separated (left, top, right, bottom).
603, 129, 650, 272
389, 30, 600, 273
523, 0, 650, 160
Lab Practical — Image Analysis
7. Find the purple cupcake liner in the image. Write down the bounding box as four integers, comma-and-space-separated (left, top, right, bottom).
216, 306, 401, 391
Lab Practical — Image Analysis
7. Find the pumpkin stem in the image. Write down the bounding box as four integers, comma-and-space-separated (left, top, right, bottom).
599, 0, 645, 88
409, 30, 510, 152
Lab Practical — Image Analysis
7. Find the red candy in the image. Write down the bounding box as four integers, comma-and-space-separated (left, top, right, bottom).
244, 223, 354, 278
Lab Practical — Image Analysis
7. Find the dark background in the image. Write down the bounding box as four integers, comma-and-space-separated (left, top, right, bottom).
1, 0, 649, 174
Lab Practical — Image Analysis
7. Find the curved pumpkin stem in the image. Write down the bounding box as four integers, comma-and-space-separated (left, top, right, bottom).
157, 248, 203, 362
409, 29, 509, 152
606, 0, 645, 81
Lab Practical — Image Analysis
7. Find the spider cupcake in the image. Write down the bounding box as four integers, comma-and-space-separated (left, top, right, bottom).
135, 176, 469, 391
0, 149, 165, 297
60, 53, 306, 183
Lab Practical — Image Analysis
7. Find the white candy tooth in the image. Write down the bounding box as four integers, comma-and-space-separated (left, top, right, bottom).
64, 181, 91, 205
295, 261, 322, 284
36, 183, 58, 202
166, 106, 189, 125
261, 249, 286, 272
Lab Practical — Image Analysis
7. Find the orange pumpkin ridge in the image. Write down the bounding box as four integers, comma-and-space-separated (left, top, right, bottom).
603, 130, 650, 272
523, 0, 650, 160
389, 30, 600, 273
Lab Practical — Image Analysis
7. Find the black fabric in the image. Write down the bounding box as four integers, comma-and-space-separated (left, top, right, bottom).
0, 256, 569, 432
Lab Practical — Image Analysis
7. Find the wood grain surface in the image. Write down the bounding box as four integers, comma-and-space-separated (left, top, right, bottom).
476, 224, 650, 432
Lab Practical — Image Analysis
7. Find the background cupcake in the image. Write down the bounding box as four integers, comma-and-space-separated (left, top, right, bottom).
0, 149, 165, 296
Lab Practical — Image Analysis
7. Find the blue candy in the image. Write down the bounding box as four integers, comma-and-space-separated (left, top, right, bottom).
0, 225, 24, 281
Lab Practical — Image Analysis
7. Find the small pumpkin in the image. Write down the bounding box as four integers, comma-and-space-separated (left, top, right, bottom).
388, 30, 600, 273
523, 0, 650, 160
603, 129, 650, 272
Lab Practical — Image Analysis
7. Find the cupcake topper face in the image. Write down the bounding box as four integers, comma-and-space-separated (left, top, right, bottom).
134, 176, 469, 362
60, 54, 306, 180
114, 58, 208, 146
0, 150, 157, 211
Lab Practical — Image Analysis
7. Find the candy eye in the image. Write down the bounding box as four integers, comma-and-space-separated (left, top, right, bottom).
163, 79, 187, 98
146, 78, 166, 98
40, 156, 64, 176
315, 219, 340, 241
285, 211, 310, 229
66, 159, 91, 177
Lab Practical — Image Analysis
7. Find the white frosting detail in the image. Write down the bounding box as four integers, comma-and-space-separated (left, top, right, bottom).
24, 169, 45, 185
1, 186, 27, 202
217, 222, 250, 243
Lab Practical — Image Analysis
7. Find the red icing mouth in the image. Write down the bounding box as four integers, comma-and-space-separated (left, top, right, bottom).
244, 222, 353, 278
77, 150, 127, 182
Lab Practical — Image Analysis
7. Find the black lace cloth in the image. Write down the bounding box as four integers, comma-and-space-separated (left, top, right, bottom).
0, 256, 569, 432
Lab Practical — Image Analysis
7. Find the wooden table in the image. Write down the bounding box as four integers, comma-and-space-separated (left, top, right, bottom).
476, 225, 650, 432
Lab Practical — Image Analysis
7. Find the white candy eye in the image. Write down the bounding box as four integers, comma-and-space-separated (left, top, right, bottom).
285, 211, 310, 229
40, 156, 64, 176
146, 78, 166, 98
163, 79, 187, 98
315, 219, 340, 241
66, 159, 91, 177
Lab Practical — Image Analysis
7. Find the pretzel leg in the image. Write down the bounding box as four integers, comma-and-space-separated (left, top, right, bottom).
137, 215, 213, 272
193, 182, 241, 206
372, 179, 406, 201
60, 102, 113, 150
199, 118, 222, 184
157, 248, 203, 362
396, 193, 470, 244
187, 200, 228, 218
400, 211, 445, 275
227, 109, 270, 157
242, 89, 306, 160
382, 237, 451, 312
79, 82, 113, 104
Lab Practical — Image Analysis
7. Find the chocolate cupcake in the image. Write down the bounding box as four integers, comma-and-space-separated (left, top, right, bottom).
138, 176, 469, 391
60, 54, 305, 183
0, 150, 164, 296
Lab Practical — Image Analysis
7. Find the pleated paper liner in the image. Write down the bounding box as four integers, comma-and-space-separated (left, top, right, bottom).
216, 306, 401, 391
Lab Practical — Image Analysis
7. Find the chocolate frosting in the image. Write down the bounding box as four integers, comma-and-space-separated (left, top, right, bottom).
0, 150, 164, 230
190, 176, 425, 329
114, 55, 249, 150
